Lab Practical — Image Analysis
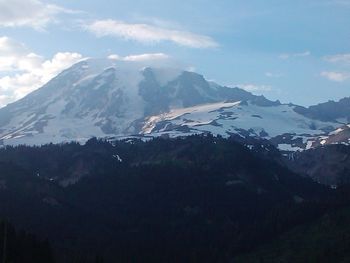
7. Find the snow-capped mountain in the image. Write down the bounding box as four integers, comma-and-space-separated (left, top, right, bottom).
0, 58, 348, 150
141, 100, 348, 151
311, 124, 350, 148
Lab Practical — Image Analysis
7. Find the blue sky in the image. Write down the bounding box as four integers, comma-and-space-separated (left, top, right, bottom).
0, 0, 350, 107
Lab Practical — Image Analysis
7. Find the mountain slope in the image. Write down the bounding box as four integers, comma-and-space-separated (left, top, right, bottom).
0, 58, 348, 150
0, 136, 330, 262
285, 144, 350, 186
234, 205, 350, 263
142, 100, 339, 151
295, 97, 350, 122
0, 59, 281, 146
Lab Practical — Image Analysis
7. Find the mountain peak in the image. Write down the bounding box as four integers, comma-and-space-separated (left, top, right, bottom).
0, 58, 347, 150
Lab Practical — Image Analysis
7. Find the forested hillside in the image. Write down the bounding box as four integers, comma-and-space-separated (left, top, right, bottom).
0, 136, 349, 262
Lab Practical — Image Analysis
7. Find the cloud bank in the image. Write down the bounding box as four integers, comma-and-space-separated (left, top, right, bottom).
0, 36, 83, 107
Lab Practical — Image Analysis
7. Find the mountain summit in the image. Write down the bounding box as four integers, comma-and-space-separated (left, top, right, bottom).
0, 58, 348, 150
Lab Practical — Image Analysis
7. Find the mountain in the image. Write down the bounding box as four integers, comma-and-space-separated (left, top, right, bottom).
0, 220, 54, 263
285, 143, 350, 186
234, 204, 350, 263
0, 136, 332, 262
141, 100, 341, 152
0, 58, 348, 151
311, 124, 350, 147
0, 58, 276, 145
294, 97, 350, 122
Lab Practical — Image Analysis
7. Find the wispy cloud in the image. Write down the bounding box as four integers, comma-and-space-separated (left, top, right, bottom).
265, 72, 283, 78
320, 71, 350, 82
108, 53, 170, 62
235, 84, 272, 92
279, 51, 311, 60
324, 53, 350, 63
107, 54, 121, 60
107, 53, 183, 67
321, 53, 350, 82
123, 53, 169, 62
84, 19, 218, 48
0, 0, 77, 30
0, 36, 83, 107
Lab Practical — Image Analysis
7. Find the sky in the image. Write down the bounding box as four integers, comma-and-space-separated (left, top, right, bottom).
0, 0, 350, 107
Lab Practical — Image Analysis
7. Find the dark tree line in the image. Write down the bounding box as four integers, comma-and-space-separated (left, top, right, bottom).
0, 220, 54, 263
0, 135, 348, 262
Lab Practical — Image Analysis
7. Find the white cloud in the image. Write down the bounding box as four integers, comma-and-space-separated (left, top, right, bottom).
295, 51, 311, 57
107, 52, 189, 69
279, 51, 311, 60
0, 36, 83, 107
39, 52, 83, 83
324, 53, 350, 64
186, 66, 196, 72
85, 19, 218, 48
123, 53, 170, 62
236, 84, 272, 92
0, 36, 27, 55
0, 0, 73, 30
107, 53, 170, 62
0, 36, 31, 71
322, 53, 350, 83
107, 54, 121, 60
320, 71, 350, 82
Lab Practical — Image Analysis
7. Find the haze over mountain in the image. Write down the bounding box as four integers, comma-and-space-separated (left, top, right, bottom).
0, 58, 349, 151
